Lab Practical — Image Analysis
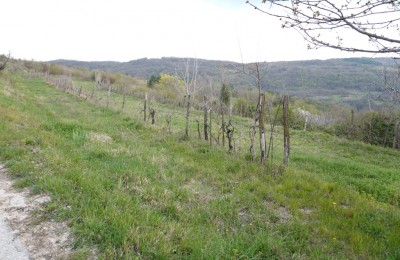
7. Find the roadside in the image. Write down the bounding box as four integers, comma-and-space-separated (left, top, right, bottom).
0, 164, 76, 259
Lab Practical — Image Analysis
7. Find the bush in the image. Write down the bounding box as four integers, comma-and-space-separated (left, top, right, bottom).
330, 110, 399, 148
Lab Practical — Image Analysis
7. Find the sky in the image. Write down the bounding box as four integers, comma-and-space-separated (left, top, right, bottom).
0, 0, 388, 63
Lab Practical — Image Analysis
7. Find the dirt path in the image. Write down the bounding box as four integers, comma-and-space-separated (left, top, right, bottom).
0, 164, 76, 259
0, 212, 29, 260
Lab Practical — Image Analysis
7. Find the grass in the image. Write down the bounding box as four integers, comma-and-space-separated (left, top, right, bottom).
0, 71, 399, 258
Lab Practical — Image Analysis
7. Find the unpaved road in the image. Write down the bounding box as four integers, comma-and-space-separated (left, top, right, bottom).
0, 211, 29, 259
0, 164, 75, 259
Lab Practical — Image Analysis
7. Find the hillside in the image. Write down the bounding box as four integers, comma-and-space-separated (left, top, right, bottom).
50, 57, 395, 107
1, 67, 400, 258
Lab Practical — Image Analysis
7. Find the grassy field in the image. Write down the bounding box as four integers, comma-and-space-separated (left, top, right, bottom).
1, 72, 399, 259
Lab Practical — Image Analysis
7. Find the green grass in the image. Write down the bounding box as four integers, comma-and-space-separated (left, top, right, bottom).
0, 72, 399, 258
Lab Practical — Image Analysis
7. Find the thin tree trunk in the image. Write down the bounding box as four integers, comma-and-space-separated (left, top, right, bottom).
283, 95, 290, 167
121, 93, 126, 111
185, 95, 191, 139
227, 120, 234, 153
195, 120, 201, 140
149, 108, 156, 124
249, 126, 256, 162
221, 109, 225, 147
106, 84, 111, 109
259, 94, 266, 164
209, 108, 212, 147
144, 93, 147, 122
229, 104, 232, 120
204, 96, 208, 141
267, 101, 282, 162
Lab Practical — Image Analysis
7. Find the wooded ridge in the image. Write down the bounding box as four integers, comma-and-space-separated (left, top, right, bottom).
50, 57, 394, 100
49, 58, 392, 92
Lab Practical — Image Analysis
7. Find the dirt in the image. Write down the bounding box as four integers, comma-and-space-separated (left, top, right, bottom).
88, 132, 112, 144
0, 164, 84, 259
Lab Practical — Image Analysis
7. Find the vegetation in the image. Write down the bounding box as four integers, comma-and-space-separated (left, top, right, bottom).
147, 75, 160, 88
0, 61, 399, 258
0, 53, 11, 71
51, 57, 399, 110
220, 83, 232, 107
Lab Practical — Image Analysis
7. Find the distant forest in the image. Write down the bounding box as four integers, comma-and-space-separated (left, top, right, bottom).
50, 57, 397, 109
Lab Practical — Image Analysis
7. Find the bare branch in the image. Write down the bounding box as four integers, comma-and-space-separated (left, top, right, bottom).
247, 0, 400, 54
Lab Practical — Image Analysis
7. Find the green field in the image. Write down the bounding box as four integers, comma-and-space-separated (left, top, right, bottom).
1, 72, 399, 258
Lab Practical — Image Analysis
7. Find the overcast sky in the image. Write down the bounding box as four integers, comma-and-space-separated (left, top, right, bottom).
1, 0, 387, 63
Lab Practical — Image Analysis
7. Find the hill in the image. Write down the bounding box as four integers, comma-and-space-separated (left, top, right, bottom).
50, 57, 395, 108
1, 66, 400, 258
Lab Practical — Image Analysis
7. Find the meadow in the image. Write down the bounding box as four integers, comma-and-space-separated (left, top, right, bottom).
0, 71, 399, 258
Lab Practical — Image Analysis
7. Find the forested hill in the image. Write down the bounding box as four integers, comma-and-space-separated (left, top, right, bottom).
50, 57, 394, 98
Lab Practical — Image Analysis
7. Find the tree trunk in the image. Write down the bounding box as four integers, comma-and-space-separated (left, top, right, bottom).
209, 108, 212, 147
249, 126, 256, 162
227, 120, 234, 153
259, 94, 266, 164
203, 96, 208, 141
229, 104, 232, 120
121, 93, 126, 111
106, 84, 111, 109
195, 120, 201, 140
144, 93, 147, 122
221, 109, 225, 147
283, 95, 290, 167
185, 95, 191, 139
149, 108, 156, 124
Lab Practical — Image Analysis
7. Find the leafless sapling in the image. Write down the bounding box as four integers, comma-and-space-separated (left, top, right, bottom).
176, 59, 201, 140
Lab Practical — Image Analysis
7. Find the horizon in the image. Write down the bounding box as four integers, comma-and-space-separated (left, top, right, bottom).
2, 0, 395, 63
46, 55, 393, 64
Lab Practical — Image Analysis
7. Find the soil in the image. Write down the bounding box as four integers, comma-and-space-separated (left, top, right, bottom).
0, 164, 80, 259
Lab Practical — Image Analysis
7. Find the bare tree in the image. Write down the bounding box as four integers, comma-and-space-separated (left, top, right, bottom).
0, 53, 11, 72
259, 93, 267, 164
379, 59, 400, 104
203, 96, 209, 141
283, 95, 290, 166
177, 59, 200, 140
143, 93, 148, 122
247, 0, 400, 54
166, 107, 176, 134
240, 62, 269, 164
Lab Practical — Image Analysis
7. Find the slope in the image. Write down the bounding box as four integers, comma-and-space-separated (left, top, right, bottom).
0, 71, 399, 258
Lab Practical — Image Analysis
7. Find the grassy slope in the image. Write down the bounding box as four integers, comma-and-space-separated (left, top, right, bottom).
0, 72, 399, 259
